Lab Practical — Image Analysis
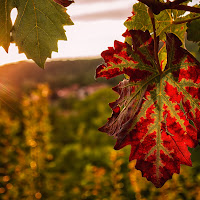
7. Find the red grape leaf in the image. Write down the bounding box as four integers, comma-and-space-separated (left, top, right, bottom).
53, 0, 74, 7
96, 30, 200, 188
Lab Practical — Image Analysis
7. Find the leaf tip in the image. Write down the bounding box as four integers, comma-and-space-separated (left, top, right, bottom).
53, 0, 74, 7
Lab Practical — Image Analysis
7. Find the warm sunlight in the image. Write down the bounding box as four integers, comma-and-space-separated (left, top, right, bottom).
0, 0, 134, 66
1, 0, 200, 199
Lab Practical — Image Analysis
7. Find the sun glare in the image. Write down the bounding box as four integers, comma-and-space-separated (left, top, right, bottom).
11, 8, 17, 25
0, 0, 134, 66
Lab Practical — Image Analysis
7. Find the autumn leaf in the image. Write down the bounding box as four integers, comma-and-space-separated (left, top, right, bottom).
53, 0, 74, 7
124, 2, 192, 69
96, 29, 200, 188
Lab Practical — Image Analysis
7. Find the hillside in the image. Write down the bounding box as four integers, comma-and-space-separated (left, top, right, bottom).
0, 58, 124, 97
0, 58, 103, 91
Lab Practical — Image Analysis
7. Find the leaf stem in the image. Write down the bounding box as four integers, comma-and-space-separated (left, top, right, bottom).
148, 8, 161, 74
172, 15, 200, 24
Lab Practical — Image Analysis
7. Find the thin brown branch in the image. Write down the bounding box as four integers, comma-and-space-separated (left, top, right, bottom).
139, 0, 200, 14
172, 5, 200, 13
170, 0, 188, 6
172, 15, 200, 24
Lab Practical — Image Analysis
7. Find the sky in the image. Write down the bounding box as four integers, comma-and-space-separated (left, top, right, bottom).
0, 0, 135, 66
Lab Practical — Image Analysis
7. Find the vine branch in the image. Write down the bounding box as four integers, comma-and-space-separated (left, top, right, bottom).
171, 0, 188, 6
172, 15, 200, 24
139, 0, 200, 15
173, 5, 200, 14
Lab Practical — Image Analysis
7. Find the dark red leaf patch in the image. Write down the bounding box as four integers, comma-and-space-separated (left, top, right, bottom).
96, 29, 200, 188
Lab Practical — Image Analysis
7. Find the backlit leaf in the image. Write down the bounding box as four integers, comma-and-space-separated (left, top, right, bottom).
10, 0, 73, 68
187, 19, 200, 51
96, 30, 200, 188
0, 0, 15, 52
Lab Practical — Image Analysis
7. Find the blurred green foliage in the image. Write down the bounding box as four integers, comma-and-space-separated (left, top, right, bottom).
1, 53, 200, 199
0, 83, 200, 200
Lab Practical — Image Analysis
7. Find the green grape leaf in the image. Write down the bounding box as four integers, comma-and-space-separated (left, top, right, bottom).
124, 2, 187, 44
187, 19, 200, 51
10, 0, 73, 68
0, 0, 15, 52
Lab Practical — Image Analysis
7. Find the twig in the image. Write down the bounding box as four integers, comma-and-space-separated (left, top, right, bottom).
172, 15, 200, 24
170, 0, 188, 6
172, 5, 200, 14
139, 0, 200, 14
